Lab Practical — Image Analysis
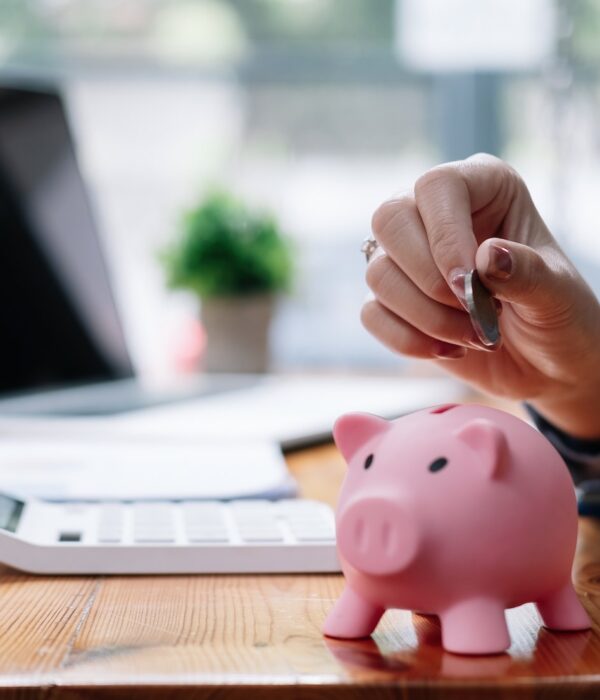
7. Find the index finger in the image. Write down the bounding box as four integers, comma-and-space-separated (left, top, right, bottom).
414, 154, 516, 298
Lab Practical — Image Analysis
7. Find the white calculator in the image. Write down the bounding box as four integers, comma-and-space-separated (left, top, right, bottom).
0, 493, 340, 575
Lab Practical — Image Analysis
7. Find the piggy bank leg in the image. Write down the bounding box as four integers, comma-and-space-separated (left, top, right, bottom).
536, 582, 591, 631
440, 599, 510, 655
323, 586, 384, 639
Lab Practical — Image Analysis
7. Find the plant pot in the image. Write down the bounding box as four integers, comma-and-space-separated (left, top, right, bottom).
200, 294, 276, 373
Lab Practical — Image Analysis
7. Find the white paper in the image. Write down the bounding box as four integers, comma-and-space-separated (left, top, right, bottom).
0, 437, 294, 501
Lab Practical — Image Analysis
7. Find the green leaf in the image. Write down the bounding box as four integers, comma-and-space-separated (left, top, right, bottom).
161, 190, 294, 298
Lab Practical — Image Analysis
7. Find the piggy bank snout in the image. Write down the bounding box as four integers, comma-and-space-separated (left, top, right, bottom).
337, 497, 420, 576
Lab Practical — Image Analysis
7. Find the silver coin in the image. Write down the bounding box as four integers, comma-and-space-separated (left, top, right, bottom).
464, 269, 501, 348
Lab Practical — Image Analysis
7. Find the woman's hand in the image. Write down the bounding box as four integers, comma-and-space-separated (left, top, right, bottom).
363, 153, 600, 438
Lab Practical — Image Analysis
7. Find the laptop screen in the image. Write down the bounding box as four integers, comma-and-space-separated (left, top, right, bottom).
0, 85, 133, 394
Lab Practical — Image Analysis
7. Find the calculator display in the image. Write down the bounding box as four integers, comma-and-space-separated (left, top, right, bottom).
0, 495, 24, 532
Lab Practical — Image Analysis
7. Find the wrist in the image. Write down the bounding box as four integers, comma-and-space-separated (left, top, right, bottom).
529, 386, 600, 440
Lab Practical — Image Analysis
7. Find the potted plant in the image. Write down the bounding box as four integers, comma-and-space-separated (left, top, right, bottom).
162, 191, 293, 373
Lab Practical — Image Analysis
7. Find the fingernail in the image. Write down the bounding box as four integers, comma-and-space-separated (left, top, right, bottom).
486, 245, 512, 280
448, 268, 468, 309
465, 329, 498, 352
465, 329, 489, 351
433, 342, 467, 360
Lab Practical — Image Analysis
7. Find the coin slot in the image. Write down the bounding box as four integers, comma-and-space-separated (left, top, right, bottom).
430, 404, 458, 414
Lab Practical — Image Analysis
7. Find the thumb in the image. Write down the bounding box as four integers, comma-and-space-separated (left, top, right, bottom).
475, 238, 560, 310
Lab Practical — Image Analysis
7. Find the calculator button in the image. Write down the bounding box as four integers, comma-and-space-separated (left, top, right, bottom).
284, 505, 336, 542
236, 517, 284, 541
233, 503, 284, 542
99, 509, 124, 524
239, 530, 284, 543
97, 531, 122, 543
183, 512, 224, 524
290, 530, 335, 542
98, 506, 124, 543
186, 530, 229, 543
134, 505, 172, 519
134, 518, 172, 527
184, 504, 229, 542
58, 531, 82, 542
134, 530, 176, 543
182, 503, 221, 513
133, 504, 175, 543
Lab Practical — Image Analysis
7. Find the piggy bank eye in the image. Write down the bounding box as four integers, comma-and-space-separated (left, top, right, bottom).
429, 457, 448, 473
364, 454, 374, 470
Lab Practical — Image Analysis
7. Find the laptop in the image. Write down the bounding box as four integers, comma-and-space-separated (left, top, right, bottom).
0, 83, 261, 414
0, 83, 464, 431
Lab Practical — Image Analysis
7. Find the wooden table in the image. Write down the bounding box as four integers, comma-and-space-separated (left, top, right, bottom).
0, 442, 599, 699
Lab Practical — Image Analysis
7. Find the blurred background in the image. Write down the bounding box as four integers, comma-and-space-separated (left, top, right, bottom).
2, 0, 600, 380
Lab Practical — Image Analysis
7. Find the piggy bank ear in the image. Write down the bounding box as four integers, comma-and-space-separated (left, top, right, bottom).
333, 413, 389, 462
453, 419, 508, 478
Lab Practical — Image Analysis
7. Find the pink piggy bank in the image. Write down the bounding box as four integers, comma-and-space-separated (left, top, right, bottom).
323, 403, 591, 655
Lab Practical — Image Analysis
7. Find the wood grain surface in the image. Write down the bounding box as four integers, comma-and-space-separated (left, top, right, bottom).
0, 441, 598, 698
